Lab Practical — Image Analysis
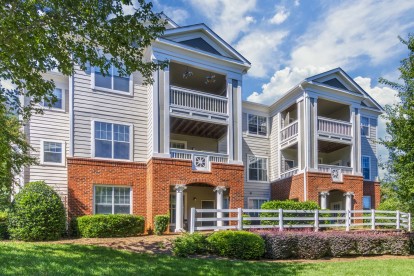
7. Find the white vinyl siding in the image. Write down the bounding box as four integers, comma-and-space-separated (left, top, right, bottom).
73, 68, 148, 162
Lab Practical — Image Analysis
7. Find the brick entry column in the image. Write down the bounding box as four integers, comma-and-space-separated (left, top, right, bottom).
174, 184, 187, 232
214, 186, 227, 227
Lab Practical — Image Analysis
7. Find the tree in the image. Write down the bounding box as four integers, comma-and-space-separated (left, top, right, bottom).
0, 0, 167, 207
379, 34, 414, 213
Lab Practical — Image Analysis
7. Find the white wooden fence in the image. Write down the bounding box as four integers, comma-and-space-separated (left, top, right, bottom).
189, 208, 411, 233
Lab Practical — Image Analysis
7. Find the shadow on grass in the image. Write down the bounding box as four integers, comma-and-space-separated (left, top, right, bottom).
0, 243, 311, 275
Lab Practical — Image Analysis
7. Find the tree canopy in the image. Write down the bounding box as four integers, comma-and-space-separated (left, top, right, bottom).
380, 34, 414, 212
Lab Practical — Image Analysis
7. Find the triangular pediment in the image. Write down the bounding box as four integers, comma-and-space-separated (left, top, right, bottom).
160, 24, 250, 65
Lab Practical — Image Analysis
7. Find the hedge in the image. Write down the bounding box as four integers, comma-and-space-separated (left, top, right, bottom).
8, 181, 66, 241
207, 231, 265, 260
172, 233, 209, 257
154, 214, 169, 235
0, 211, 8, 240
76, 214, 145, 238
258, 230, 413, 259
260, 200, 320, 225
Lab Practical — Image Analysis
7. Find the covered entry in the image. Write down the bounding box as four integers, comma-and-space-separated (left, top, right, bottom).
319, 190, 354, 210
170, 183, 229, 232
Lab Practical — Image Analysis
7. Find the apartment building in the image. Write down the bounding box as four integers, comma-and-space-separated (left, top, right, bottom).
22, 18, 381, 231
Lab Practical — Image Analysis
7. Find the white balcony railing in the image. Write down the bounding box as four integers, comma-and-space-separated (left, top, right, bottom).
280, 167, 299, 179
170, 149, 228, 171
318, 116, 352, 137
170, 86, 228, 115
318, 164, 353, 175
280, 120, 298, 141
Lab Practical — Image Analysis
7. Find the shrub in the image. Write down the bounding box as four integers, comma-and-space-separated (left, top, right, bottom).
261, 232, 298, 259
8, 181, 66, 241
260, 200, 320, 226
76, 214, 145, 238
172, 233, 209, 257
296, 233, 329, 259
154, 214, 170, 235
329, 234, 357, 257
207, 231, 265, 260
242, 214, 251, 226
0, 211, 8, 240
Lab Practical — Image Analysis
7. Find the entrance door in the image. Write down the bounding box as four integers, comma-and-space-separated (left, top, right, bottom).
201, 200, 215, 227
331, 201, 342, 210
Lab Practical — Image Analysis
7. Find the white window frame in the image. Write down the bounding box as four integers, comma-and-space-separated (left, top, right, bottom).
361, 116, 370, 137
90, 64, 134, 95
362, 155, 371, 180
362, 196, 372, 210
247, 154, 269, 183
40, 139, 66, 166
93, 185, 132, 215
283, 159, 295, 172
170, 140, 187, 149
41, 87, 65, 112
91, 119, 134, 161
247, 113, 268, 137
247, 197, 269, 209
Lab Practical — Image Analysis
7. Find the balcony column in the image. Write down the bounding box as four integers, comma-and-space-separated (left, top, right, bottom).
226, 78, 234, 162
214, 186, 227, 227
313, 97, 318, 170
175, 184, 187, 232
344, 192, 354, 211
319, 191, 330, 209
354, 108, 362, 174
163, 65, 170, 155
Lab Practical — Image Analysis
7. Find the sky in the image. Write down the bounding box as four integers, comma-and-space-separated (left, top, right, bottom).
152, 0, 414, 178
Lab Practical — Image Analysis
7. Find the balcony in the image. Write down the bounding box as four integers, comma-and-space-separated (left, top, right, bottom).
318, 164, 353, 175
318, 116, 352, 142
170, 149, 228, 171
280, 167, 299, 179
280, 120, 298, 148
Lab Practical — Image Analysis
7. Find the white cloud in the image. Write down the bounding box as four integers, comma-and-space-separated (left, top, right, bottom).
161, 6, 189, 25
236, 31, 288, 78
269, 7, 289, 25
0, 79, 15, 90
245, 16, 256, 24
247, 66, 328, 103
294, 0, 300, 7
188, 0, 257, 43
289, 0, 414, 69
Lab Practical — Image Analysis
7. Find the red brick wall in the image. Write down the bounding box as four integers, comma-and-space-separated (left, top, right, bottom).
67, 158, 147, 220
363, 181, 381, 208
271, 173, 304, 201
68, 157, 245, 230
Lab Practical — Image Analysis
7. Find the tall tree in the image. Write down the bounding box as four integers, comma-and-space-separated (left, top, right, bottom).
0, 0, 167, 206
380, 34, 414, 212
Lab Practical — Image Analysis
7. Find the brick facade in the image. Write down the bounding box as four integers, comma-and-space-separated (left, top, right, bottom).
67, 157, 244, 230
271, 171, 380, 210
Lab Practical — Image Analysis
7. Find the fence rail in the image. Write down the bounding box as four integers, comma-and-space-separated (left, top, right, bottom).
318, 116, 352, 137
189, 208, 411, 233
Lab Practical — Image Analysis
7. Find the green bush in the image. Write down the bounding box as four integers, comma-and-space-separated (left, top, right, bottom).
8, 181, 66, 241
172, 233, 209, 257
154, 214, 169, 235
260, 200, 319, 225
242, 214, 251, 226
0, 211, 8, 240
207, 231, 265, 260
76, 214, 145, 238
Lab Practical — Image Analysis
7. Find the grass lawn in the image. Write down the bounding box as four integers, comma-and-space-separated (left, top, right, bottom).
0, 242, 413, 276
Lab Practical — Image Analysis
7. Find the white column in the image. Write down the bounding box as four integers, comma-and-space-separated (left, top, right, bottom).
214, 186, 227, 227
163, 65, 170, 155
350, 106, 356, 174
319, 191, 329, 209
226, 78, 234, 162
175, 184, 187, 232
344, 192, 354, 211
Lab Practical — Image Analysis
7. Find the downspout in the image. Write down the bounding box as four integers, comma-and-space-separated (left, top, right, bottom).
69, 74, 74, 157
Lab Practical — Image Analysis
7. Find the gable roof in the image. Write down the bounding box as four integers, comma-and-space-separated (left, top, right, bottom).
306, 67, 384, 112
159, 23, 251, 66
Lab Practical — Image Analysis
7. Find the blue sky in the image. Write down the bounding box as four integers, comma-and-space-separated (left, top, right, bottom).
152, 0, 414, 177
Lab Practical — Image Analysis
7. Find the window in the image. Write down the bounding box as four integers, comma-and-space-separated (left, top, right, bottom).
248, 198, 268, 219
284, 159, 295, 171
361, 116, 370, 136
94, 121, 131, 160
93, 63, 130, 93
43, 88, 63, 109
363, 196, 372, 210
170, 140, 187, 149
41, 140, 65, 165
94, 186, 131, 214
362, 156, 370, 180
248, 114, 267, 136
248, 155, 268, 182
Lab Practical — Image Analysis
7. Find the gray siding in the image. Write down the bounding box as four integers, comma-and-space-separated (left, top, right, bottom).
242, 112, 271, 207
27, 74, 70, 198
73, 68, 148, 162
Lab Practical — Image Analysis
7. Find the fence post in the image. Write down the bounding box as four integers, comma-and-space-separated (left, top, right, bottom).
396, 210, 400, 230
408, 213, 412, 232
371, 209, 376, 230
237, 208, 243, 230
345, 210, 350, 231
190, 208, 196, 233
278, 208, 284, 231
314, 209, 319, 232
